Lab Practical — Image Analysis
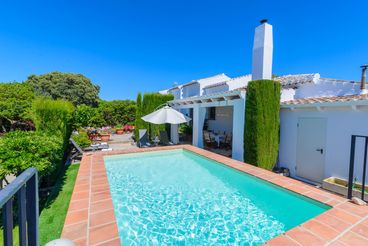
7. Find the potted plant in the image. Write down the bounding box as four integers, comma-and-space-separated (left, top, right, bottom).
99, 126, 112, 142
322, 176, 368, 198
115, 124, 124, 135
123, 124, 134, 133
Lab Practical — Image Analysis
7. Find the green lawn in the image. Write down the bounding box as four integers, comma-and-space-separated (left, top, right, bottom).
0, 164, 79, 245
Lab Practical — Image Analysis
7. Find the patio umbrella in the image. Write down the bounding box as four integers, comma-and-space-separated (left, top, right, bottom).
141, 106, 191, 124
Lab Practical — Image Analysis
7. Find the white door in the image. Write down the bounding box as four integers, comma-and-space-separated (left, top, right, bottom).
296, 118, 327, 183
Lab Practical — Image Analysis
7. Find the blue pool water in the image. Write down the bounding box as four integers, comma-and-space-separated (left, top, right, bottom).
104, 149, 329, 245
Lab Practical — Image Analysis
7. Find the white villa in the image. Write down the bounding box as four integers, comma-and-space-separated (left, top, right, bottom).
160, 20, 368, 185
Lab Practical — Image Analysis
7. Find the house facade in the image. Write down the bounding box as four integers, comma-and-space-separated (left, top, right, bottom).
160, 20, 368, 184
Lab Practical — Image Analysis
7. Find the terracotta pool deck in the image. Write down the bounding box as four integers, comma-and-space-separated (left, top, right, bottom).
62, 145, 368, 245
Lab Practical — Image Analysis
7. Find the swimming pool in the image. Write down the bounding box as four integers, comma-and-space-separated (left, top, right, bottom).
104, 149, 330, 245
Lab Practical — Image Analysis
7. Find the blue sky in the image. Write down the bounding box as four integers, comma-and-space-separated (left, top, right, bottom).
1, 0, 367, 100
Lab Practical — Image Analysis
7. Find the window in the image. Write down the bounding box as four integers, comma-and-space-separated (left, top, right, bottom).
209, 107, 216, 120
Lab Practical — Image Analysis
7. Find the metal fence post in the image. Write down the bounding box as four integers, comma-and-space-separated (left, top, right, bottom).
2, 199, 13, 246
17, 186, 27, 246
362, 138, 368, 201
26, 172, 39, 246
347, 135, 356, 199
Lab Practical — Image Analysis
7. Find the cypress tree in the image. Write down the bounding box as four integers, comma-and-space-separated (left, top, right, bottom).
244, 80, 281, 170
134, 92, 142, 140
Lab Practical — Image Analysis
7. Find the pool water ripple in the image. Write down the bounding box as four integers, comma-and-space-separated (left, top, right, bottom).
105, 150, 329, 245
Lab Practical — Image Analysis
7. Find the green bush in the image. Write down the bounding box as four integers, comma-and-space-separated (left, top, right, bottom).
0, 131, 64, 181
98, 100, 136, 126
71, 132, 91, 148
74, 104, 102, 128
32, 98, 75, 141
73, 100, 136, 128
179, 123, 192, 135
244, 80, 281, 170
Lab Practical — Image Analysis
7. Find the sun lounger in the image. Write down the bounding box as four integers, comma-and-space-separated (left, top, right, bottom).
70, 138, 111, 160
69, 138, 84, 160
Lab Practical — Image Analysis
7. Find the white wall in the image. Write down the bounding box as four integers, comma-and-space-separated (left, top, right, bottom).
281, 88, 296, 102
295, 80, 361, 98
232, 99, 245, 161
207, 106, 233, 134
174, 95, 245, 162
279, 107, 368, 182
182, 83, 200, 98
203, 84, 229, 95
169, 88, 181, 99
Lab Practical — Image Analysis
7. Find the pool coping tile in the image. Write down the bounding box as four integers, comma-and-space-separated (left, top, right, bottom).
62, 145, 368, 245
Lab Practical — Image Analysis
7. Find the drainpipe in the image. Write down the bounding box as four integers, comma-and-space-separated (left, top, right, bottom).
361, 64, 368, 94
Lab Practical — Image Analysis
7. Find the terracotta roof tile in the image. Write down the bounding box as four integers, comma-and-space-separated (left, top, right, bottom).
274, 74, 320, 88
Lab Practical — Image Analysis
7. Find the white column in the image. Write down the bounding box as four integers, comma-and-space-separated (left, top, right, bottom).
252, 20, 273, 80
192, 105, 206, 148
232, 99, 245, 161
170, 124, 179, 144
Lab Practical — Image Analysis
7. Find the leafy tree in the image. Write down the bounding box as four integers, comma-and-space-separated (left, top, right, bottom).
0, 82, 35, 131
26, 72, 100, 107
244, 80, 281, 170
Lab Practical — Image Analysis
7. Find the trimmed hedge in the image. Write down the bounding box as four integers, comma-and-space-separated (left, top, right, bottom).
32, 98, 75, 141
135, 93, 174, 140
134, 93, 143, 140
244, 80, 281, 170
32, 98, 75, 184
98, 100, 136, 127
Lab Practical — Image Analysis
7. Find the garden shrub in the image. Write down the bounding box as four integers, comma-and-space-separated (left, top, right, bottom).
73, 100, 136, 129
0, 131, 64, 182
32, 98, 75, 141
74, 104, 103, 128
98, 100, 136, 126
71, 132, 91, 148
244, 80, 281, 170
32, 98, 75, 181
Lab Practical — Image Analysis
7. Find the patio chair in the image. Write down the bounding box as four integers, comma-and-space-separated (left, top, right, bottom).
223, 133, 232, 149
138, 129, 151, 148
69, 138, 84, 160
203, 131, 215, 148
71, 138, 111, 155
159, 130, 173, 146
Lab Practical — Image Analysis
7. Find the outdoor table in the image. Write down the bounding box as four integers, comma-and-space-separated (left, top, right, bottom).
212, 134, 225, 148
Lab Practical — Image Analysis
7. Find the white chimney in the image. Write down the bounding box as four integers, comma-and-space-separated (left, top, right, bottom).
252, 19, 273, 80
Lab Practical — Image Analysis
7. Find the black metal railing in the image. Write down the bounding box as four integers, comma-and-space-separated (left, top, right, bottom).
0, 168, 39, 246
348, 135, 368, 201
